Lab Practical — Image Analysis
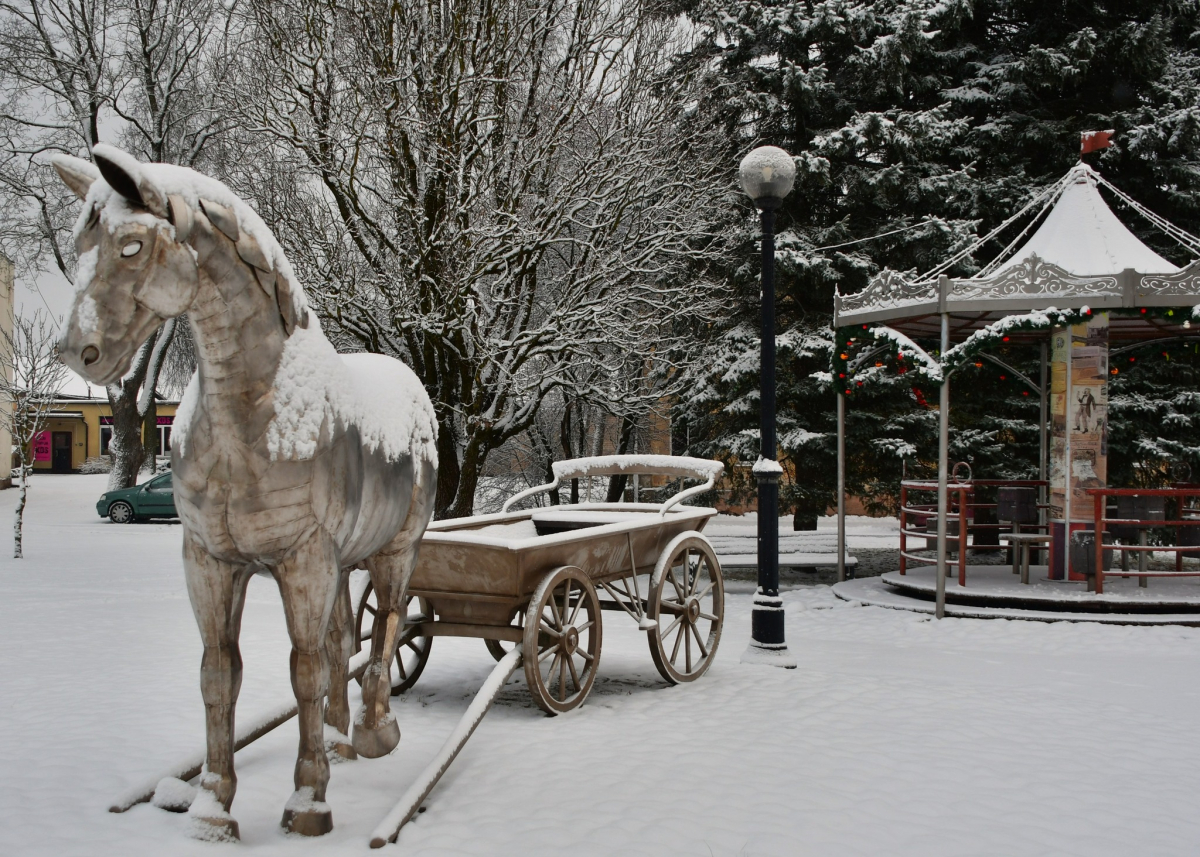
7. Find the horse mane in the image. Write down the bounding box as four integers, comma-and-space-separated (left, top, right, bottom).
86, 148, 310, 335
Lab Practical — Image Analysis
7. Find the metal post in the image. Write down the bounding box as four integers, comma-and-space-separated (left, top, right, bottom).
1039, 340, 1048, 502
747, 200, 793, 666
837, 391, 846, 582
935, 313, 950, 619
1064, 328, 1073, 580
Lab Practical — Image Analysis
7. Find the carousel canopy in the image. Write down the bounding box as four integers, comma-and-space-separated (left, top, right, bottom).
989, 166, 1178, 278
835, 163, 1200, 343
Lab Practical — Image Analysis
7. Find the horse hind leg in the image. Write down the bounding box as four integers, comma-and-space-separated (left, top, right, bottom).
353, 461, 436, 759
323, 568, 357, 761
183, 540, 253, 842
274, 528, 341, 836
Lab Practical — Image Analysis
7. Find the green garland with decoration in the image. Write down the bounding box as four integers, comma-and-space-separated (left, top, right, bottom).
833, 305, 1198, 398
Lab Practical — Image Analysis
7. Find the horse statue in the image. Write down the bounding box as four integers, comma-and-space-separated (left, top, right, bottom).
53, 145, 439, 840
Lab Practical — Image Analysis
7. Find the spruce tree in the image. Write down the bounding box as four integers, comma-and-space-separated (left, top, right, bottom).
676, 0, 1200, 518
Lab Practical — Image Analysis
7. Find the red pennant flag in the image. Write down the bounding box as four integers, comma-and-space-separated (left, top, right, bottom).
1081, 130, 1115, 155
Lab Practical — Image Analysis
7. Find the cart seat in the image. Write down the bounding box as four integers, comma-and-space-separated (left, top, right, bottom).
530, 509, 652, 536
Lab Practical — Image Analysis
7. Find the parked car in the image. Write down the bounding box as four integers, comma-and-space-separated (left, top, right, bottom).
96, 471, 177, 523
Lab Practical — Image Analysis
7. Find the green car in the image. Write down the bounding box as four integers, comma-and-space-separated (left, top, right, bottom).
96, 471, 177, 523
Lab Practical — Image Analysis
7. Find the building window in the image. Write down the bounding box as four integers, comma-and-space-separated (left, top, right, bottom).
100, 427, 112, 456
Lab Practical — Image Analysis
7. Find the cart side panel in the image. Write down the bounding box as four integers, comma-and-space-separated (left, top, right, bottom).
514, 513, 713, 595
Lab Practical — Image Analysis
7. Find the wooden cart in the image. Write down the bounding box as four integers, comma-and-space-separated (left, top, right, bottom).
354, 455, 726, 713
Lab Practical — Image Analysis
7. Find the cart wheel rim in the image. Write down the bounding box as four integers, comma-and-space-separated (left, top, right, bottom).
648, 533, 724, 684
353, 581, 433, 695
523, 566, 601, 714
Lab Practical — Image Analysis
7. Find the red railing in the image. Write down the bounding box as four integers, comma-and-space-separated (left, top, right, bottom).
899, 479, 1048, 586
1088, 488, 1200, 594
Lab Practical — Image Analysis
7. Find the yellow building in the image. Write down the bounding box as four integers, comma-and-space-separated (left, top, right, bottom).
32, 395, 180, 472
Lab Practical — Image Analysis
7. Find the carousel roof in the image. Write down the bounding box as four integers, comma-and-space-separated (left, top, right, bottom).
989, 165, 1178, 277
835, 163, 1200, 343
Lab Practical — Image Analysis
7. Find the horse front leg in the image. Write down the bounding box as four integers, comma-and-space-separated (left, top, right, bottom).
323, 568, 357, 760
183, 539, 253, 842
274, 528, 341, 836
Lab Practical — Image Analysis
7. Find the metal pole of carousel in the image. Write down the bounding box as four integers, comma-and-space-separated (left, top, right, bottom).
935, 307, 950, 619
739, 145, 797, 666
837, 392, 846, 583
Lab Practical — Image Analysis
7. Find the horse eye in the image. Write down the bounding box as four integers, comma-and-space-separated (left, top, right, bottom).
121, 241, 143, 257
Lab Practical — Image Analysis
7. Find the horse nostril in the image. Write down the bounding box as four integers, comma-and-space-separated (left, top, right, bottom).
81, 346, 100, 366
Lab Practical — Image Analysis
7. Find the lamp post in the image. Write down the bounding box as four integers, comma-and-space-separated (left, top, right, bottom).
739, 145, 797, 668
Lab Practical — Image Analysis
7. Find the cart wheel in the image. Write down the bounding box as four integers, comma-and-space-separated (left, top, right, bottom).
485, 638, 516, 662
354, 582, 433, 696
647, 533, 724, 684
523, 566, 602, 714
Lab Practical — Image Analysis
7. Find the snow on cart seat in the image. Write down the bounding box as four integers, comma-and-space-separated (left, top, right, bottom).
464, 519, 541, 540
529, 509, 656, 525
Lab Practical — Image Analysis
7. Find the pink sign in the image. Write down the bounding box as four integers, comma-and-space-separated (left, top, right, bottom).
33, 432, 51, 462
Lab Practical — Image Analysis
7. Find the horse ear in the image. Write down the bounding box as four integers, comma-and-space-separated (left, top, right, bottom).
51, 155, 99, 200
91, 144, 169, 220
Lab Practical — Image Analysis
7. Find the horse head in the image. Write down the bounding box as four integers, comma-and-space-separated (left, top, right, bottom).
54, 145, 199, 385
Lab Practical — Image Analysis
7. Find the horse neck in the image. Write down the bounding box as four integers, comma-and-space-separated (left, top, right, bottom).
186, 232, 287, 440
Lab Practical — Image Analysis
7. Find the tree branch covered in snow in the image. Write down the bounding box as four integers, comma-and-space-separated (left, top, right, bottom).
236, 0, 732, 517
0, 311, 68, 557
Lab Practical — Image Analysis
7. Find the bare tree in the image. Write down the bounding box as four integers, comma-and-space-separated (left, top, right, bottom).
0, 0, 236, 486
238, 0, 732, 517
0, 311, 68, 557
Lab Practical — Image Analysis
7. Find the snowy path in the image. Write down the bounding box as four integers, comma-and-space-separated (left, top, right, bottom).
3, 475, 1200, 855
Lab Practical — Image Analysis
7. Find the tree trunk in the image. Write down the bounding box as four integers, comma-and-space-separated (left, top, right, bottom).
434, 416, 462, 519
142, 398, 159, 474
606, 414, 638, 502
13, 465, 27, 559
447, 438, 488, 519
107, 385, 146, 491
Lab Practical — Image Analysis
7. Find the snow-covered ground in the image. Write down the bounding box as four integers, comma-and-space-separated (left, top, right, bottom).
4, 475, 1200, 856
706, 512, 899, 567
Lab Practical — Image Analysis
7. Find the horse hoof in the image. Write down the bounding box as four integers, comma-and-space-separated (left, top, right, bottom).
188, 784, 239, 841
324, 726, 358, 761
189, 814, 240, 842
282, 807, 334, 837
352, 713, 400, 758
282, 787, 334, 836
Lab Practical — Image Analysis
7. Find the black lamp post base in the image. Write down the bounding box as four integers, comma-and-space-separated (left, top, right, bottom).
742, 588, 797, 667
741, 641, 798, 668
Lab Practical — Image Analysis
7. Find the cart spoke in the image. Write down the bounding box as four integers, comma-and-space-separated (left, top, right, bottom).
557, 650, 568, 701
576, 619, 595, 633
576, 648, 593, 664
548, 593, 563, 631
568, 582, 584, 625
670, 618, 685, 663
690, 623, 709, 659
538, 644, 560, 663
395, 654, 408, 680
668, 567, 686, 601
539, 621, 562, 639
566, 653, 581, 692
698, 611, 719, 622
561, 581, 573, 629
660, 613, 683, 640
658, 598, 684, 615
693, 581, 715, 602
